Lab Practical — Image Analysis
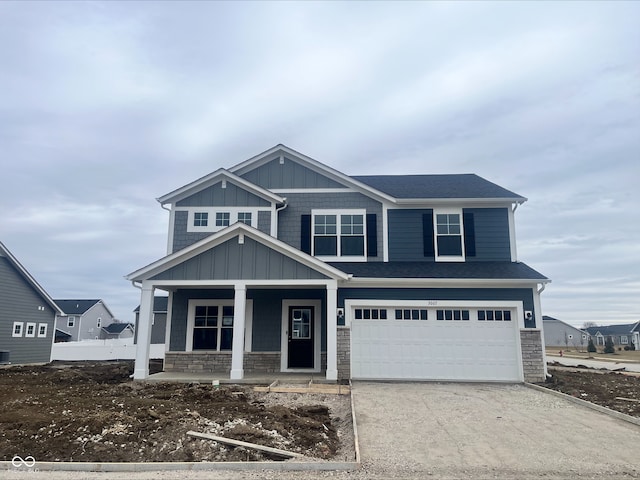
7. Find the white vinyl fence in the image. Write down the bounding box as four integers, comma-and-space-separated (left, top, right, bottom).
51, 339, 165, 361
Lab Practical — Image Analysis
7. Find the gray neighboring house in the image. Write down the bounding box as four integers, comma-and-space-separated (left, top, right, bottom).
54, 299, 116, 342
542, 316, 590, 349
0, 241, 62, 364
100, 322, 135, 340
127, 144, 550, 383
133, 296, 168, 346
584, 323, 639, 349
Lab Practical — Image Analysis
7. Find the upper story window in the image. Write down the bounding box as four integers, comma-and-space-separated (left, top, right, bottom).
67, 316, 76, 328
215, 212, 230, 227
97, 317, 102, 328
312, 209, 366, 261
193, 212, 208, 227
238, 212, 252, 225
12, 322, 23, 337
434, 209, 465, 262
187, 208, 260, 232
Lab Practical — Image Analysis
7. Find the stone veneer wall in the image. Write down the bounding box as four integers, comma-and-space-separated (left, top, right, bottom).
520, 329, 545, 383
164, 352, 280, 374
337, 327, 351, 380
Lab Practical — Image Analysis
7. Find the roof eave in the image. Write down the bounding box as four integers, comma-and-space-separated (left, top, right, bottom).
394, 197, 528, 206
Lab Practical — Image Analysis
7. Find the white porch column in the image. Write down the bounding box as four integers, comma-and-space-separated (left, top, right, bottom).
134, 283, 154, 380
326, 282, 338, 381
230, 284, 247, 380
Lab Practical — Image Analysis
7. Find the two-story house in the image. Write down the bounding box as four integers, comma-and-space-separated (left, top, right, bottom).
128, 145, 549, 383
54, 299, 117, 342
1, 241, 62, 364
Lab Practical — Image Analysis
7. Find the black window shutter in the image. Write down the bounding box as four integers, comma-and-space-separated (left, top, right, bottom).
422, 212, 435, 257
463, 212, 476, 257
301, 214, 311, 254
366, 214, 377, 257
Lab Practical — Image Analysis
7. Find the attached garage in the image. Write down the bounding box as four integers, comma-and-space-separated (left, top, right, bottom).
348, 300, 524, 382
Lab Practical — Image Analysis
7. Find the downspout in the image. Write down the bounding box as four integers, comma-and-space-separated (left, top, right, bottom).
536, 282, 550, 379
274, 198, 288, 238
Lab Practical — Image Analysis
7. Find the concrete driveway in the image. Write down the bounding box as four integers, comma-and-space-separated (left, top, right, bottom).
352, 382, 640, 479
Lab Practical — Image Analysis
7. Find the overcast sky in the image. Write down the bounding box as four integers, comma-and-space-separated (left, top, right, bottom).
1, 1, 638, 327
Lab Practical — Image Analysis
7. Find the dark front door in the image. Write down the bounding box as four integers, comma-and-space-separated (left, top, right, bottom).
288, 306, 314, 368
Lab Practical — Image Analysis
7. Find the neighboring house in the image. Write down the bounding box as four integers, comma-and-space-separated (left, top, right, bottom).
0, 241, 62, 364
543, 316, 589, 349
133, 296, 168, 346
100, 322, 135, 340
54, 299, 116, 342
584, 323, 639, 349
127, 144, 550, 383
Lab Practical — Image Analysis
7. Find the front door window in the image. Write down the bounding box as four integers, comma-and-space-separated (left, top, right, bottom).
288, 306, 314, 368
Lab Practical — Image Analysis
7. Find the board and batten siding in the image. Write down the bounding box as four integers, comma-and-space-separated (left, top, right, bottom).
0, 256, 55, 364
276, 192, 384, 261
387, 208, 511, 262
153, 236, 329, 282
240, 156, 347, 190
175, 181, 271, 207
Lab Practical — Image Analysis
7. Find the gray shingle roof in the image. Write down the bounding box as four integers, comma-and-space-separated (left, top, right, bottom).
585, 324, 638, 336
329, 261, 548, 280
102, 323, 133, 334
54, 299, 101, 315
133, 296, 169, 313
352, 174, 524, 200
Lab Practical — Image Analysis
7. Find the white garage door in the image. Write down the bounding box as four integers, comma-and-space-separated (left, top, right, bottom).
350, 304, 523, 381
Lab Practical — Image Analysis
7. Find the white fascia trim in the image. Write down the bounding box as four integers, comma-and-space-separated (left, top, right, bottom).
156, 168, 285, 206
126, 223, 350, 282
228, 144, 397, 204
0, 242, 63, 315
395, 198, 527, 206
145, 279, 336, 288
269, 188, 355, 194
342, 277, 549, 288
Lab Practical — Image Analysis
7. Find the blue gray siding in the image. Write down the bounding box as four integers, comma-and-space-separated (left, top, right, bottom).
153, 236, 330, 281
176, 181, 270, 207
0, 257, 55, 364
277, 192, 384, 261
463, 208, 511, 261
240, 157, 346, 190
169, 288, 326, 352
257, 211, 271, 234
338, 287, 537, 327
387, 208, 511, 262
388, 209, 433, 261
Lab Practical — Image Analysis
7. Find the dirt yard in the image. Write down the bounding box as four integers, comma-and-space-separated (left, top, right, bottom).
0, 361, 353, 463
541, 366, 640, 417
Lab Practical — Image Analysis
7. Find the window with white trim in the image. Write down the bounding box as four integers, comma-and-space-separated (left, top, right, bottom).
238, 212, 252, 225
97, 317, 102, 328
12, 322, 23, 337
621, 336, 628, 344
434, 209, 465, 261
312, 209, 366, 260
38, 323, 48, 338
215, 212, 230, 227
191, 303, 234, 351
67, 316, 75, 328
193, 212, 208, 227
25, 322, 36, 338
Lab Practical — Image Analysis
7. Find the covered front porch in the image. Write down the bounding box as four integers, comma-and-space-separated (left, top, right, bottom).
127, 224, 350, 383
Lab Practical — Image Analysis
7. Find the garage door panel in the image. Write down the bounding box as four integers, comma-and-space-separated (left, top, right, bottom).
351, 307, 522, 381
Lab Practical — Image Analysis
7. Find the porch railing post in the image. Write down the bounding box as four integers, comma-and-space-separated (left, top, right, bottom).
230, 284, 247, 380
326, 282, 338, 381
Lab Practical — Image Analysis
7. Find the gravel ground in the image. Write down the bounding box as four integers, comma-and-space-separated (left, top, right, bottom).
4, 382, 640, 479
